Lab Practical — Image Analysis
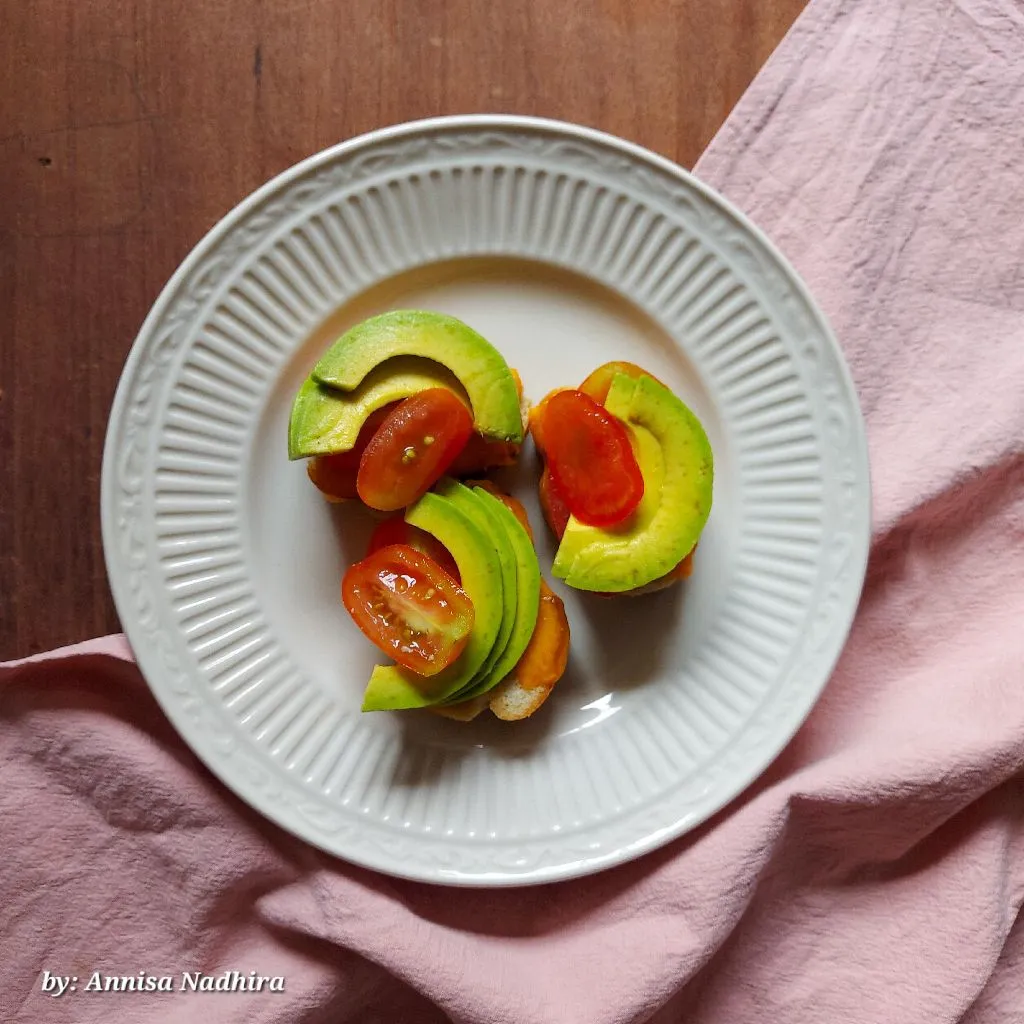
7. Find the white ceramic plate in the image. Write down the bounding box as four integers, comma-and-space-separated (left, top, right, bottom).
102, 116, 870, 886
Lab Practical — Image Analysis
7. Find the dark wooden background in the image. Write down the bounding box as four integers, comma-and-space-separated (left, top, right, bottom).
0, 0, 806, 658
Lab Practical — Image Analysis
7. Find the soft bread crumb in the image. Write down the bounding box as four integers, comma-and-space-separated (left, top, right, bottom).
489, 675, 551, 721
519, 393, 531, 435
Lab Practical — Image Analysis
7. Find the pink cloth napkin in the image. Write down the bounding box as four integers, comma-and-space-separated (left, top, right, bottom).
5, 0, 1024, 1020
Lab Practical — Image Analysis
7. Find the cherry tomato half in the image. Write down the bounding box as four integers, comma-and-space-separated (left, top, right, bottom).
578, 361, 665, 406
357, 389, 474, 511
527, 387, 571, 457
342, 544, 474, 676
447, 433, 521, 475
538, 467, 571, 539
448, 368, 525, 475
367, 515, 461, 583
536, 389, 644, 528
306, 404, 398, 501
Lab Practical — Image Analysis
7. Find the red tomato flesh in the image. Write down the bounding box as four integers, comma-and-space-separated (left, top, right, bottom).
446, 433, 520, 475
342, 544, 474, 676
307, 456, 359, 501
527, 387, 571, 457
578, 361, 664, 406
538, 389, 644, 528
538, 467, 571, 539
367, 515, 461, 583
307, 404, 398, 501
357, 389, 473, 511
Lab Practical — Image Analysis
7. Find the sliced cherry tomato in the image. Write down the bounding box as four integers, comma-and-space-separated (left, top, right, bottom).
306, 404, 398, 501
447, 433, 521, 475
538, 467, 571, 539
307, 457, 359, 501
578, 361, 666, 406
527, 387, 572, 457
356, 388, 474, 511
367, 515, 461, 583
444, 371, 523, 476
342, 544, 474, 676
536, 389, 644, 528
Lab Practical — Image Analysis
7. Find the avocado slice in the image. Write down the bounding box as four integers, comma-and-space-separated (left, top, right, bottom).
444, 486, 541, 702
552, 373, 713, 592
312, 310, 523, 443
361, 490, 504, 711
288, 356, 467, 460
433, 480, 519, 691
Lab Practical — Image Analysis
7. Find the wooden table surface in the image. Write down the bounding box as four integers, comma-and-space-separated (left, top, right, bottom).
0, 0, 806, 659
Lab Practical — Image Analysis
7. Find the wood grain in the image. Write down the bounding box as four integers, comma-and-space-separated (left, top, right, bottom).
0, 0, 806, 658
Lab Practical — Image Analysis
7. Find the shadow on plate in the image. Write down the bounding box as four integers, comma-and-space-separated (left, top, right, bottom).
384, 683, 561, 790
569, 581, 686, 693
325, 495, 378, 566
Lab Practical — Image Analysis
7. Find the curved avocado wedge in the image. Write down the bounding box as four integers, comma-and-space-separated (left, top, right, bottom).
312, 310, 523, 443
434, 480, 518, 690
444, 487, 541, 702
288, 356, 467, 460
552, 373, 713, 592
361, 491, 504, 711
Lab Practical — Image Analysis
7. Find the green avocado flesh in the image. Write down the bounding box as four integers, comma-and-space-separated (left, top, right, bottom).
433, 480, 518, 692
360, 490, 504, 711
551, 373, 713, 592
311, 310, 523, 444
288, 357, 467, 460
360, 479, 544, 712
444, 487, 541, 703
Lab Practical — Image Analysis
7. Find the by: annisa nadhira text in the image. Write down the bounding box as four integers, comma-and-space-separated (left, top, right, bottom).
84, 971, 285, 993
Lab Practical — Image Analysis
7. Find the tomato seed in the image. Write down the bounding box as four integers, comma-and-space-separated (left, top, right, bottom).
355, 389, 474, 511
341, 543, 475, 676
